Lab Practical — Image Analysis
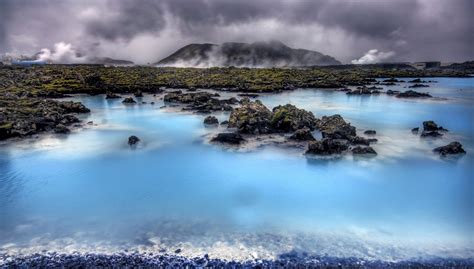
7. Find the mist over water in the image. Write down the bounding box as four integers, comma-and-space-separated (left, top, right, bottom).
0, 78, 473, 261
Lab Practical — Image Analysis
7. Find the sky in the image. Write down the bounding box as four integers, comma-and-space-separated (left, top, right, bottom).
0, 0, 472, 64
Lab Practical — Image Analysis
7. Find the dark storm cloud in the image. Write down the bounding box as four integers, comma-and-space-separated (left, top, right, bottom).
1, 0, 473, 63
85, 0, 166, 41
0, 0, 13, 51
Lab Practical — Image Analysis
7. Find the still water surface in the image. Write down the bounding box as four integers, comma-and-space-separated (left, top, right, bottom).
0, 78, 473, 261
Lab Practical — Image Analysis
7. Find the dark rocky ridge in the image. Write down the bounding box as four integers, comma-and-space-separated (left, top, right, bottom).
0, 98, 89, 140
156, 41, 341, 67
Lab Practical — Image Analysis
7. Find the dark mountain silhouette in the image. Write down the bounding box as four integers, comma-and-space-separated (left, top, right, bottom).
156, 41, 341, 67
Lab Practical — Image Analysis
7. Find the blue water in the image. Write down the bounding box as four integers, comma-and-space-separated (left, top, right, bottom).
0, 77, 473, 261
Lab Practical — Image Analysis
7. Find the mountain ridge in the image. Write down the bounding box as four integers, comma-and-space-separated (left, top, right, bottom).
156, 41, 341, 67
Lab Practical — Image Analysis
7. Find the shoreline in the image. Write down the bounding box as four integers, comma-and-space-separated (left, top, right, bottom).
2, 252, 472, 268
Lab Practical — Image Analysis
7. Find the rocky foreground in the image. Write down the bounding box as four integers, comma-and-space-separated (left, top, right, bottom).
1, 253, 472, 268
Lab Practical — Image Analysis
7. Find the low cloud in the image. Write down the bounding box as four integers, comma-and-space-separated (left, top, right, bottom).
351, 49, 395, 64
36, 42, 87, 64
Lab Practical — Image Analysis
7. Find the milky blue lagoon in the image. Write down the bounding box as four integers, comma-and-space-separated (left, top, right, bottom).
1, 78, 473, 261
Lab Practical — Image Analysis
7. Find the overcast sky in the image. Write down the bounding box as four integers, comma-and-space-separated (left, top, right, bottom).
1, 0, 472, 64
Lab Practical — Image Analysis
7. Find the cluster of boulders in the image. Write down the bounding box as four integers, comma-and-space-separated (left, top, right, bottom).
408, 83, 430, 88
164, 90, 238, 113
412, 120, 448, 137
306, 115, 376, 156
395, 90, 432, 98
0, 99, 90, 140
412, 120, 466, 156
346, 86, 382, 95
211, 99, 377, 156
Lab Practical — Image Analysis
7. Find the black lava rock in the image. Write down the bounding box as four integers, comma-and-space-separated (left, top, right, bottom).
203, 116, 219, 125
105, 91, 121, 99
396, 90, 432, 98
433, 142, 466, 156
211, 133, 245, 144
128, 135, 140, 145
122, 97, 137, 104
289, 127, 316, 141
305, 139, 349, 155
364, 130, 376, 135
352, 146, 377, 155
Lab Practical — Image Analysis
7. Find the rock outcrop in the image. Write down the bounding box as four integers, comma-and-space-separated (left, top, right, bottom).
433, 142, 466, 156
211, 133, 246, 144
316, 114, 356, 140
228, 100, 273, 134
352, 146, 377, 155
164, 91, 233, 112
396, 90, 431, 98
0, 99, 89, 140
305, 139, 349, 155
271, 104, 318, 132
122, 97, 137, 104
204, 116, 219, 125
420, 120, 448, 137
289, 127, 316, 141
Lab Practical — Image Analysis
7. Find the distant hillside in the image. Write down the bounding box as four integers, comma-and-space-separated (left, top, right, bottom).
156, 41, 341, 67
88, 57, 134, 65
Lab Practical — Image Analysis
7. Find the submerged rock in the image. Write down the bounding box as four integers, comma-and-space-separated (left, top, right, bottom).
105, 91, 121, 99
238, 93, 260, 98
433, 142, 466, 156
421, 131, 443, 137
305, 139, 349, 155
203, 116, 219, 125
408, 83, 429, 88
164, 91, 232, 112
54, 124, 70, 134
211, 133, 245, 144
408, 78, 423, 83
349, 136, 371, 145
134, 90, 143, 97
386, 90, 400, 95
271, 104, 318, 132
122, 97, 137, 104
352, 146, 377, 155
383, 78, 402, 83
396, 90, 431, 98
128, 135, 140, 145
411, 127, 419, 134
346, 86, 380, 95
364, 130, 376, 135
289, 127, 315, 141
228, 100, 273, 134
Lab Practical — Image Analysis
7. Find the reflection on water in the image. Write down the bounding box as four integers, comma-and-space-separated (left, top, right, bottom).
0, 77, 473, 261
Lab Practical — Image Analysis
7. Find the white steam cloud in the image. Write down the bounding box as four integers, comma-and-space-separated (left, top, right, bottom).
37, 42, 86, 64
351, 49, 395, 64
